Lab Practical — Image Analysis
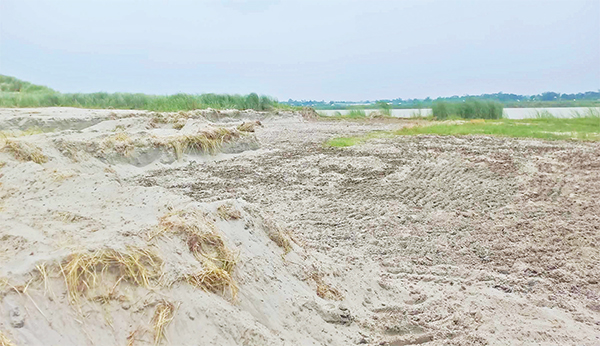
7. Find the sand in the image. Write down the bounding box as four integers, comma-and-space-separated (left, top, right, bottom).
0, 107, 598, 345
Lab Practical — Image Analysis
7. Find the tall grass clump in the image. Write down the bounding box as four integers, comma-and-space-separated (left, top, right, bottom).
0, 75, 56, 93
571, 107, 600, 118
432, 100, 503, 119
347, 109, 367, 118
0, 330, 16, 346
0, 75, 278, 111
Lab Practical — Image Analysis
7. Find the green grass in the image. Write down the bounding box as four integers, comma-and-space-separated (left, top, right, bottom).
316, 109, 368, 120
325, 116, 600, 147
0, 75, 279, 111
0, 75, 56, 93
326, 131, 393, 147
395, 117, 600, 140
432, 99, 504, 119
347, 109, 367, 118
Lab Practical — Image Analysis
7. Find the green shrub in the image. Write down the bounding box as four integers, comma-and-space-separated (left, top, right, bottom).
432, 100, 503, 119
347, 109, 366, 118
0, 75, 278, 111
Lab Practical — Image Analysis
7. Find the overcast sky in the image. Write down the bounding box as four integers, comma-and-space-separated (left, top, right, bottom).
1, 0, 598, 101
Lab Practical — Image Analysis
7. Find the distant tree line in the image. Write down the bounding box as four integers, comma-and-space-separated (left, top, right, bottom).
284, 91, 600, 109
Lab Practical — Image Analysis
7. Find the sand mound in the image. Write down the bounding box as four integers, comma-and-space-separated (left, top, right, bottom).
1, 107, 599, 345
0, 108, 362, 346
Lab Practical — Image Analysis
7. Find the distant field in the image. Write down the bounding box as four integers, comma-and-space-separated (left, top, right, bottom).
326, 116, 600, 147
0, 75, 283, 111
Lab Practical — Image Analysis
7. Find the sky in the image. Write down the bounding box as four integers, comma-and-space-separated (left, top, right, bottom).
0, 0, 599, 101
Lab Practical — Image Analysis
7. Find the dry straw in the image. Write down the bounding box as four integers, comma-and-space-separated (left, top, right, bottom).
237, 120, 262, 132
310, 272, 343, 301
0, 331, 16, 346
60, 248, 163, 303
150, 209, 238, 298
161, 128, 240, 159
216, 203, 242, 220
152, 300, 177, 346
1, 138, 47, 164
263, 217, 292, 254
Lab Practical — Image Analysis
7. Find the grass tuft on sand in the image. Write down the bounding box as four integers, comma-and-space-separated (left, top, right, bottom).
60, 248, 163, 303
185, 261, 238, 299
216, 203, 242, 220
262, 217, 293, 254
152, 300, 177, 346
0, 331, 16, 346
1, 138, 48, 164
237, 120, 262, 132
151, 210, 238, 298
163, 128, 239, 158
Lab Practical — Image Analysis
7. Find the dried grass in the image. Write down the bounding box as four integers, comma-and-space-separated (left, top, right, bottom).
151, 209, 238, 298
149, 111, 192, 129
237, 120, 262, 132
54, 211, 85, 223
0, 331, 16, 346
126, 329, 140, 346
35, 263, 50, 296
152, 300, 177, 346
50, 169, 76, 182
54, 139, 80, 162
101, 132, 135, 157
160, 128, 240, 159
1, 138, 48, 164
60, 248, 163, 303
217, 203, 242, 220
263, 218, 292, 254
310, 272, 343, 301
148, 209, 216, 240
185, 260, 238, 299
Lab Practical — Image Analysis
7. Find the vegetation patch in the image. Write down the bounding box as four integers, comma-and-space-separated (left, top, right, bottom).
159, 129, 240, 159
60, 248, 163, 303
151, 300, 177, 346
217, 203, 242, 220
262, 217, 293, 254
309, 272, 343, 301
326, 116, 600, 147
0, 75, 279, 111
151, 210, 238, 299
0, 331, 16, 346
394, 117, 600, 141
185, 261, 238, 300
325, 131, 394, 147
237, 120, 262, 132
432, 100, 504, 119
1, 138, 48, 164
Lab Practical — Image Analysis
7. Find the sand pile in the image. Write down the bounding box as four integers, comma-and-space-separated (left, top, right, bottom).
1, 107, 599, 345
0, 108, 359, 346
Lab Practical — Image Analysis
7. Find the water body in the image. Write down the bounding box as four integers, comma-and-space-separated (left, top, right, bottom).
318, 107, 600, 119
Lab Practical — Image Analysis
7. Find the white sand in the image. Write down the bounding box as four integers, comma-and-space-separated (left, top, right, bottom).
0, 108, 598, 345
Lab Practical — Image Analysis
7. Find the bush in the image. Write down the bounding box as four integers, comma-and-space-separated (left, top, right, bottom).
432, 100, 503, 119
0, 75, 279, 111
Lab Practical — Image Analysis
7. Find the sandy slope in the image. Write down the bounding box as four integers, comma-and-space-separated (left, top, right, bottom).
0, 108, 599, 345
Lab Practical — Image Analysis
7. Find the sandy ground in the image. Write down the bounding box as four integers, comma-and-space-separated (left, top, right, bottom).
0, 108, 598, 345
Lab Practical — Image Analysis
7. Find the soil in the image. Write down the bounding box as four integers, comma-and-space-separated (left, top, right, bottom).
0, 108, 598, 345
